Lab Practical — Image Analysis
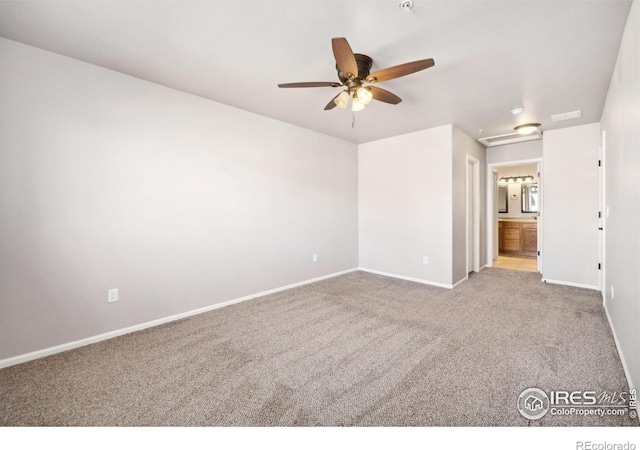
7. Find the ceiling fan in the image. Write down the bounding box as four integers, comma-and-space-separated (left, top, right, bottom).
278, 37, 435, 112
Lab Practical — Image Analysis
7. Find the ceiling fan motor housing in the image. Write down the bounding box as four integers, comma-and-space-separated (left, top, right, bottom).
336, 54, 373, 87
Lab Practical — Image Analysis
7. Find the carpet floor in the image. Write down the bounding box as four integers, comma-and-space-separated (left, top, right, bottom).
0, 269, 636, 426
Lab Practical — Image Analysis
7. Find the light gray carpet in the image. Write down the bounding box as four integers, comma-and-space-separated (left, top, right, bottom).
0, 269, 636, 426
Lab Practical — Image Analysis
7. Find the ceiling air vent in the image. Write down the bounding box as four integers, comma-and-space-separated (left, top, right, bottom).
477, 129, 542, 147
550, 110, 582, 122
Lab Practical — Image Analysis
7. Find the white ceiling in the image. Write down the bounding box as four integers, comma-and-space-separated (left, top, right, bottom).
0, 1, 632, 144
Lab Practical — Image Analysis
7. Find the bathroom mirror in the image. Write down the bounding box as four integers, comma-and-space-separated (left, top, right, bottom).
522, 183, 538, 213
498, 186, 508, 213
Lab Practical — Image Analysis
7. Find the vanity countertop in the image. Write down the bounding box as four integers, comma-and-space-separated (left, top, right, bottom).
499, 217, 537, 224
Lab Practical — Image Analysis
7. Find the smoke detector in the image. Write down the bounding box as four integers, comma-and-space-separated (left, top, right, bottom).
399, 0, 414, 12
511, 107, 525, 116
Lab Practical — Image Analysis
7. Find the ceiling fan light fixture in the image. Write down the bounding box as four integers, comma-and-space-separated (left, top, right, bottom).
277, 37, 434, 116
356, 87, 373, 105
334, 91, 350, 109
352, 96, 365, 112
514, 123, 541, 135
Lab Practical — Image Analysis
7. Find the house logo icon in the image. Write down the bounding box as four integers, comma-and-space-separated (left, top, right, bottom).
517, 387, 550, 420
525, 395, 544, 411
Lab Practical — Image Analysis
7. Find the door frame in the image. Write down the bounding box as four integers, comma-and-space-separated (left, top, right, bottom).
599, 130, 606, 298
486, 158, 543, 268
467, 155, 481, 274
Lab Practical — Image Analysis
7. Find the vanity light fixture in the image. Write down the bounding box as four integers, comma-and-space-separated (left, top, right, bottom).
499, 175, 535, 184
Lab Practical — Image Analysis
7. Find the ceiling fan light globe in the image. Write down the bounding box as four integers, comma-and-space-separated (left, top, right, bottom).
352, 97, 365, 112
334, 91, 350, 109
357, 87, 373, 105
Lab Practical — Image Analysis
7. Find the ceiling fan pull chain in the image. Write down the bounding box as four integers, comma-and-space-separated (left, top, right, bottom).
352, 110, 355, 128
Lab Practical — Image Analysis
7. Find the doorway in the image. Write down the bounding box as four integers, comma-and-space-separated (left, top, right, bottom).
486, 159, 542, 273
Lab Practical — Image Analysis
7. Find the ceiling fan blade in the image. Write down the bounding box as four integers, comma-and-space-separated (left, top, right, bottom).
366, 58, 435, 83
324, 93, 340, 110
369, 86, 402, 104
332, 37, 358, 78
278, 82, 341, 88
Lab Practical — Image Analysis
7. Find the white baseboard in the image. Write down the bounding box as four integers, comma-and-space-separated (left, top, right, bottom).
358, 267, 453, 289
541, 278, 600, 291
0, 267, 359, 369
452, 276, 468, 288
604, 305, 635, 391
603, 304, 639, 424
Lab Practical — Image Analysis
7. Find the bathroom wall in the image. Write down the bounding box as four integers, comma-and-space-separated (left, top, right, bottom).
496, 163, 539, 219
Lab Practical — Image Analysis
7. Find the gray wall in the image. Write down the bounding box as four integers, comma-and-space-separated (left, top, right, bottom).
542, 123, 600, 288
600, 0, 640, 390
452, 126, 487, 283
0, 38, 358, 361
358, 126, 453, 286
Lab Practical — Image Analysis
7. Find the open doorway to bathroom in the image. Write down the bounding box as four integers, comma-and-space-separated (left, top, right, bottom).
487, 160, 542, 273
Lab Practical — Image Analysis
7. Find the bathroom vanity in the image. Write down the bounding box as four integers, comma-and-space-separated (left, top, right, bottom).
498, 219, 538, 257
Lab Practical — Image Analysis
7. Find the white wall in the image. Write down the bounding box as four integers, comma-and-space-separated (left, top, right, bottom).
358, 125, 484, 287
600, 0, 640, 390
358, 126, 453, 287
452, 126, 486, 283
497, 163, 539, 219
486, 140, 542, 165
0, 38, 358, 361
496, 163, 538, 181
542, 123, 600, 289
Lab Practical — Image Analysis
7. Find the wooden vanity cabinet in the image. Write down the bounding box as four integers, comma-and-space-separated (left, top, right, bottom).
521, 223, 538, 253
498, 220, 537, 257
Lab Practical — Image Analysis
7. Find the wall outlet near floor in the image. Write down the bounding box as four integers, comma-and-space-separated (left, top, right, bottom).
423, 256, 429, 264
313, 254, 318, 263
611, 285, 614, 299
108, 288, 118, 303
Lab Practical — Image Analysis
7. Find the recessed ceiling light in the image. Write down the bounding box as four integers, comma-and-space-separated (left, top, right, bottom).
514, 123, 541, 135
511, 107, 525, 115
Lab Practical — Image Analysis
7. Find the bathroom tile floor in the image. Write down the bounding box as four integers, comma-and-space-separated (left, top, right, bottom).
493, 255, 538, 272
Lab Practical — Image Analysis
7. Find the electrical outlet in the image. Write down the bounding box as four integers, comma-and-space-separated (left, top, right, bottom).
423, 256, 429, 264
108, 288, 118, 303
611, 285, 614, 299
313, 254, 318, 263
